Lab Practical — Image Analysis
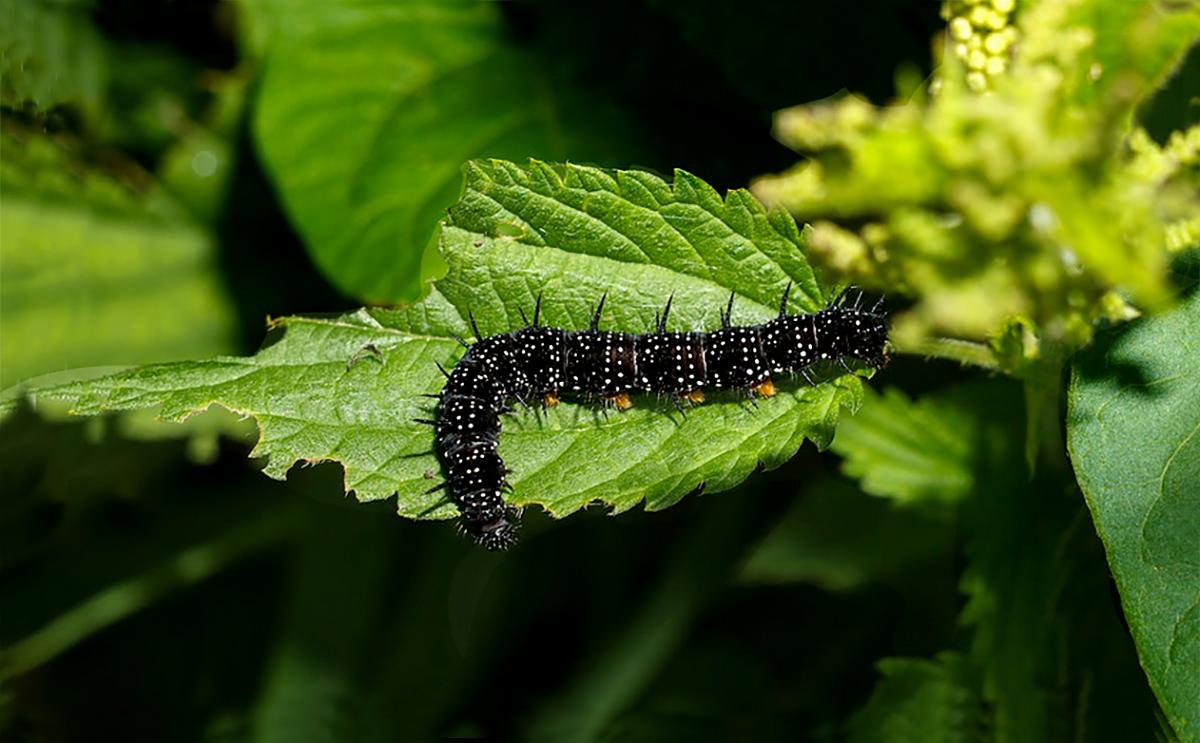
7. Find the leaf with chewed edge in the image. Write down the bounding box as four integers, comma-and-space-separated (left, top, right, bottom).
2, 160, 863, 521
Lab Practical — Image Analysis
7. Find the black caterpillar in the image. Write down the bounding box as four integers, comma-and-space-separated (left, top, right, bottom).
420, 285, 888, 550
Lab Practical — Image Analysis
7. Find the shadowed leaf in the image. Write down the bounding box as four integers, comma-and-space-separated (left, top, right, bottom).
250, 0, 648, 302
1068, 290, 1200, 742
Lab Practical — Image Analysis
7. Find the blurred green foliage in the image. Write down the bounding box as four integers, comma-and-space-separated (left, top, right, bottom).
0, 0, 106, 119
846, 652, 982, 743
0, 128, 237, 389
1, 0, 1197, 741
752, 0, 1199, 374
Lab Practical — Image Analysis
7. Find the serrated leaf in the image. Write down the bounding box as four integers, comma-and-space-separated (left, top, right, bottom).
4, 160, 862, 523
954, 376, 1159, 742
846, 653, 983, 743
251, 0, 649, 303
1068, 290, 1200, 743
835, 373, 1159, 741
830, 385, 1006, 505
0, 131, 238, 389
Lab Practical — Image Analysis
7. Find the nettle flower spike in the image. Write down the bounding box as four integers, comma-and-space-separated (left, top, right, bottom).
942, 0, 1018, 91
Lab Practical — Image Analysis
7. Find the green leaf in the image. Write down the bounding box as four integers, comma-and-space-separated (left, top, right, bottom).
846, 653, 983, 743
4, 160, 860, 522
0, 130, 238, 389
251, 0, 648, 303
957, 378, 1159, 742
834, 374, 1159, 741
830, 384, 1012, 505
1053, 0, 1200, 110
1068, 290, 1200, 742
0, 0, 106, 114
835, 378, 1151, 740
958, 462, 1073, 743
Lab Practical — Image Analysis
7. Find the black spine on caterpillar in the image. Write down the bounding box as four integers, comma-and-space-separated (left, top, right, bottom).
431, 286, 889, 550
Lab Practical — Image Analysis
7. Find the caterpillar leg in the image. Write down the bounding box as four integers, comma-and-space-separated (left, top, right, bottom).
605, 392, 634, 411
453, 516, 517, 548
669, 396, 689, 416
752, 379, 777, 398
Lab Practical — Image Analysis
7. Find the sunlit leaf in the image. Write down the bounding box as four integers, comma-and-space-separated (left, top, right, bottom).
3, 160, 861, 522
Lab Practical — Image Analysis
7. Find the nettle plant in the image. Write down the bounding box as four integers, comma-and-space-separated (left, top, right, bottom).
2, 0, 1197, 739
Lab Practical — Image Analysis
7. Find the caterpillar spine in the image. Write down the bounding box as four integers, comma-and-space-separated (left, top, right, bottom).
429, 285, 888, 550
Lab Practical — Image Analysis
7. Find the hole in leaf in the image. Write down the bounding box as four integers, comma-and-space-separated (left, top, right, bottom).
493, 221, 526, 239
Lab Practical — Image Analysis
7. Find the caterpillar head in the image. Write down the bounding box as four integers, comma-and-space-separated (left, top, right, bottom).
456, 492, 521, 550
835, 308, 890, 370
822, 288, 889, 370
472, 513, 520, 551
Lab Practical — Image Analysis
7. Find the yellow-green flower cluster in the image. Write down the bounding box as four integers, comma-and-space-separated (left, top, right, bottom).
752, 0, 1200, 376
942, 0, 1019, 91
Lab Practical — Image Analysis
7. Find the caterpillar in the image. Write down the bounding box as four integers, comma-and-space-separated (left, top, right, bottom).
421, 285, 889, 550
